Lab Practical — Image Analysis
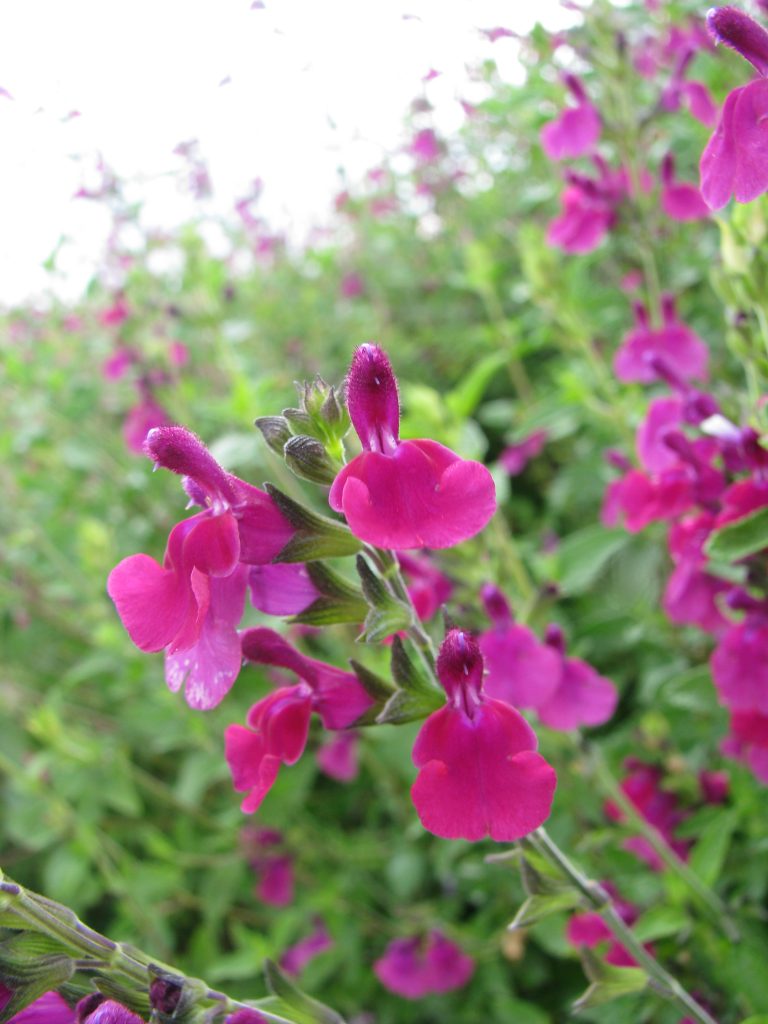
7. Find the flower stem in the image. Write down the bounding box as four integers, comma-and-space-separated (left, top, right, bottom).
584, 743, 740, 940
0, 872, 309, 1024
528, 828, 720, 1024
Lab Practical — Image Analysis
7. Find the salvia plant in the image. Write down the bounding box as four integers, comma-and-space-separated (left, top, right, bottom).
3, 1, 768, 1023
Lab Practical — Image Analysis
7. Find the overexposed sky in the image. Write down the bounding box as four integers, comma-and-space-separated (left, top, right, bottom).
0, 0, 577, 306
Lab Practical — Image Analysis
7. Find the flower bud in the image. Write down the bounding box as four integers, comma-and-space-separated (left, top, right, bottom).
707, 5, 768, 76
254, 415, 292, 455
283, 434, 339, 485
345, 343, 400, 453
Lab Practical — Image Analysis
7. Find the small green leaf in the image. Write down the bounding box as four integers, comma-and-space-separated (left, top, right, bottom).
553, 526, 627, 595
572, 967, 647, 1011
704, 506, 768, 563
376, 688, 443, 725
267, 485, 362, 561
508, 890, 583, 929
632, 905, 689, 943
263, 959, 347, 1024
446, 350, 509, 419
689, 808, 739, 887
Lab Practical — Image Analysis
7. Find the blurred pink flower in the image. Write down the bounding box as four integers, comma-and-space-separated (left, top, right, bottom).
280, 920, 333, 976
374, 931, 474, 999
499, 430, 548, 475
540, 75, 601, 161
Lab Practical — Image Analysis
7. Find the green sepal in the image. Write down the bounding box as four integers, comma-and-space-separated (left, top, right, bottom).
263, 959, 347, 1024
376, 687, 443, 725
572, 954, 647, 1011
390, 637, 437, 695
355, 556, 411, 642
267, 484, 362, 562
0, 941, 74, 1024
507, 890, 583, 930
348, 660, 396, 703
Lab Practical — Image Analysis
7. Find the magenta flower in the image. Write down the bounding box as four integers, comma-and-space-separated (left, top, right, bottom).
122, 396, 171, 455
499, 429, 548, 475
280, 920, 334, 976
663, 514, 729, 635
80, 1001, 146, 1024
248, 563, 319, 616
316, 730, 359, 781
660, 154, 710, 221
241, 827, 295, 906
712, 612, 768, 712
540, 75, 601, 160
397, 552, 453, 622
411, 629, 556, 842
700, 7, 768, 208
3, 992, 75, 1024
723, 709, 768, 782
613, 296, 709, 384
329, 345, 496, 549
533, 625, 618, 731
546, 182, 616, 254
226, 628, 373, 812
567, 885, 649, 968
478, 585, 561, 709
340, 271, 365, 299
226, 1012, 268, 1024
99, 296, 130, 327
107, 426, 294, 709
374, 931, 474, 999
102, 346, 134, 381
605, 759, 690, 870
409, 128, 441, 165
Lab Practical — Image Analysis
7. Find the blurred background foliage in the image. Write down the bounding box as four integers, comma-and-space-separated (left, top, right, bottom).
2, 0, 768, 1021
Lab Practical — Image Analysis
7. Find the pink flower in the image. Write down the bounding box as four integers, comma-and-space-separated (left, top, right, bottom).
102, 346, 134, 380
533, 625, 618, 731
80, 1000, 146, 1023
122, 397, 171, 455
280, 920, 334, 976
700, 7, 768, 208
567, 885, 647, 967
711, 612, 768, 712
242, 826, 295, 906
614, 296, 709, 384
107, 427, 294, 709
481, 26, 515, 43
660, 154, 710, 221
397, 552, 453, 622
329, 345, 496, 549
411, 629, 557, 842
499, 430, 548, 475
316, 730, 359, 781
546, 183, 616, 254
248, 563, 319, 616
374, 931, 474, 999
169, 341, 189, 367
540, 75, 601, 161
3, 992, 75, 1024
99, 296, 130, 327
605, 759, 690, 869
340, 271, 365, 299
663, 514, 729, 635
409, 129, 441, 165
478, 585, 561, 709
722, 709, 768, 782
226, 629, 373, 812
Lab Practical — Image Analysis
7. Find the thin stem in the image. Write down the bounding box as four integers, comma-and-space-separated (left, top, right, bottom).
585, 744, 739, 940
0, 874, 311, 1024
529, 829, 720, 1024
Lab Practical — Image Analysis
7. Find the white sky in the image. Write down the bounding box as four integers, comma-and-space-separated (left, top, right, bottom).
0, 0, 577, 306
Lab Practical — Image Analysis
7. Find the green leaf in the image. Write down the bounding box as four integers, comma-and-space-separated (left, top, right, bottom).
552, 526, 627, 595
572, 968, 647, 1011
263, 960, 347, 1024
689, 808, 739, 887
508, 890, 582, 929
704, 506, 768, 563
445, 350, 509, 419
376, 687, 443, 725
631, 905, 689, 942
266, 485, 362, 561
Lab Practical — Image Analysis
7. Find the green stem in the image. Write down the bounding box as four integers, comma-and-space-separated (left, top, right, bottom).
0, 873, 312, 1024
585, 744, 739, 940
529, 829, 720, 1024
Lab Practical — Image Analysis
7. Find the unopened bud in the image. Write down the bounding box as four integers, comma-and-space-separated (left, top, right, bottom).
254, 416, 292, 455
284, 435, 339, 485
